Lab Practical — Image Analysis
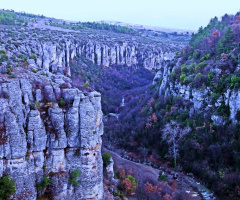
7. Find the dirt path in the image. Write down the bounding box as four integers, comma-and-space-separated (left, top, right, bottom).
103, 148, 205, 200
103, 147, 160, 184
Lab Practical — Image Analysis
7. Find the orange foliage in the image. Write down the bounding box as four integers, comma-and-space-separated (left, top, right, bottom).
235, 15, 240, 24
145, 122, 152, 129
127, 169, 133, 175
151, 113, 158, 123
144, 182, 163, 198
147, 97, 155, 106
121, 178, 136, 194
171, 182, 177, 191
163, 193, 172, 200
120, 170, 125, 178
212, 30, 219, 38
145, 182, 157, 193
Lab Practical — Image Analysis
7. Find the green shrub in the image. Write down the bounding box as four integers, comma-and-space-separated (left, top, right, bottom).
84, 81, 89, 88
211, 93, 220, 101
36, 177, 52, 192
180, 73, 186, 83
32, 69, 37, 73
126, 175, 136, 187
208, 72, 214, 82
0, 54, 8, 62
192, 51, 199, 59
216, 103, 230, 118
9, 73, 15, 78
102, 152, 111, 166
29, 54, 37, 61
7, 66, 12, 74
0, 175, 16, 200
59, 98, 65, 107
200, 54, 211, 62
181, 64, 187, 73
194, 73, 202, 80
188, 63, 196, 73
183, 76, 191, 85
69, 170, 81, 186
217, 27, 233, 55
176, 110, 189, 122
120, 191, 125, 200
169, 72, 176, 81
195, 61, 206, 71
158, 172, 167, 182
230, 75, 240, 88
0, 50, 6, 55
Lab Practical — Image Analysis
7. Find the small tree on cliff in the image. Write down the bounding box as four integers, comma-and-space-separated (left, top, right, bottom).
162, 120, 191, 171
0, 175, 16, 199
84, 81, 89, 89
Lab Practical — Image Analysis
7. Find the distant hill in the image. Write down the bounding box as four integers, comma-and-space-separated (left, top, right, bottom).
99, 20, 196, 35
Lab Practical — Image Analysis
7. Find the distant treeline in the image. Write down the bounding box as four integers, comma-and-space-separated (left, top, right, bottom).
0, 11, 18, 25
0, 10, 38, 25
81, 22, 138, 34
0, 10, 137, 35
49, 21, 138, 35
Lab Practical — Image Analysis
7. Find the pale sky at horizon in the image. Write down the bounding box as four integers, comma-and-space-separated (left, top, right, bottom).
1, 0, 240, 30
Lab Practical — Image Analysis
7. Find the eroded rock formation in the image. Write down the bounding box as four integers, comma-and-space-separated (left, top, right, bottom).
0, 70, 104, 199
0, 37, 176, 75
154, 61, 240, 124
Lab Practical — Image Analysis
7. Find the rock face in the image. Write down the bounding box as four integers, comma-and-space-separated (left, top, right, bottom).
1, 37, 176, 75
154, 61, 240, 124
105, 157, 114, 183
0, 71, 104, 199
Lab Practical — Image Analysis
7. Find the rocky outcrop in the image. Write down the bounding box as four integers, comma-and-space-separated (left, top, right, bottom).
0, 71, 104, 199
105, 157, 114, 184
154, 61, 240, 124
1, 36, 176, 76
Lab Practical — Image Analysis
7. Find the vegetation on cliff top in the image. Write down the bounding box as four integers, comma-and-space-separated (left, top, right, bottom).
49, 20, 138, 35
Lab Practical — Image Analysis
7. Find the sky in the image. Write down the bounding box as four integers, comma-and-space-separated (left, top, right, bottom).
1, 0, 240, 30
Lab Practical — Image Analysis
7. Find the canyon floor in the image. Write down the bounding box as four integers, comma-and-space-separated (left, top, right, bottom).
103, 148, 215, 200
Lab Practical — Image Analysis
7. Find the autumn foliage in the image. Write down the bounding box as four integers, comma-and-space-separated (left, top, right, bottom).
121, 177, 136, 194
115, 167, 137, 196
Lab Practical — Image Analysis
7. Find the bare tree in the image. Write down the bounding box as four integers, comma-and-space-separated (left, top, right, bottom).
162, 120, 191, 171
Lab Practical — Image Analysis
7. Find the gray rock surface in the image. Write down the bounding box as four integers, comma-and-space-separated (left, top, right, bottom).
1, 37, 177, 73
0, 72, 104, 200
106, 157, 114, 183
155, 59, 240, 125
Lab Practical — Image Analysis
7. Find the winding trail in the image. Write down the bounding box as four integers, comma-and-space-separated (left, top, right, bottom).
103, 147, 216, 200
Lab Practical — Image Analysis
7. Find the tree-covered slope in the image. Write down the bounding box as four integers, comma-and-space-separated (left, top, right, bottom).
104, 12, 240, 199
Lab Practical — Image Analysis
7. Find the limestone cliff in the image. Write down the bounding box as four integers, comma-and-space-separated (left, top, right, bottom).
154, 60, 240, 125
0, 69, 104, 199
0, 26, 179, 76
0, 12, 186, 199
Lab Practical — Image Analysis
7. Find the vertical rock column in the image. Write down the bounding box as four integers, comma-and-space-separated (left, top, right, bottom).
77, 91, 104, 199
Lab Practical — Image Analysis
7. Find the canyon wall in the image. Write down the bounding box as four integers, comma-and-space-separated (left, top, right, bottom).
153, 60, 240, 124
0, 71, 104, 199
0, 38, 175, 76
